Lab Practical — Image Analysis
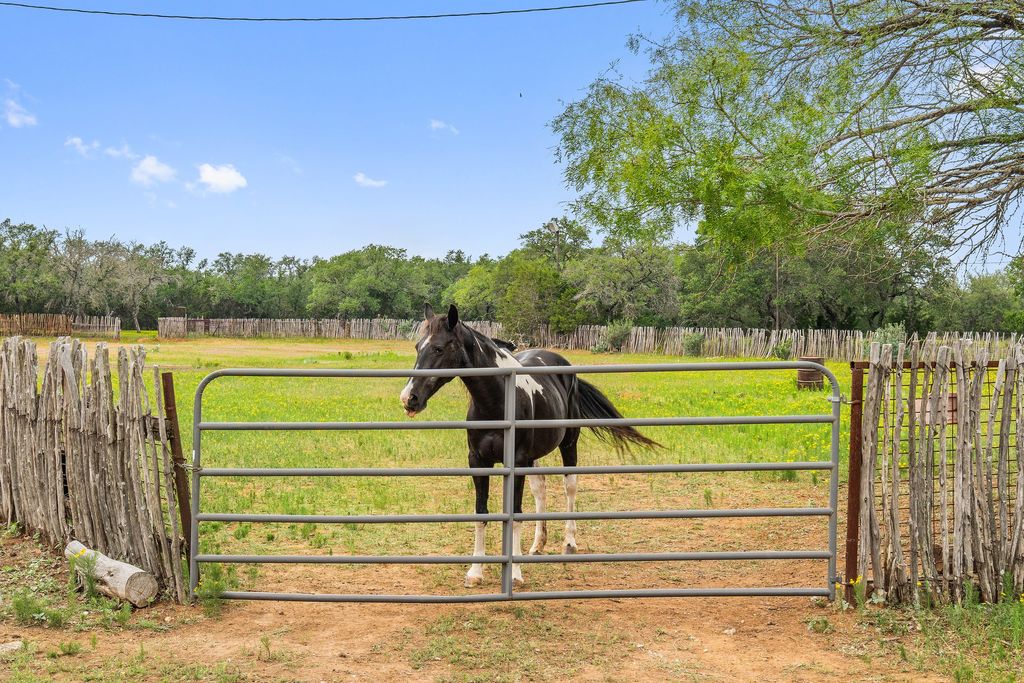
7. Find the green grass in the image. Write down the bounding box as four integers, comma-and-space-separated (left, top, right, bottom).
920, 583, 1024, 682
860, 583, 1024, 682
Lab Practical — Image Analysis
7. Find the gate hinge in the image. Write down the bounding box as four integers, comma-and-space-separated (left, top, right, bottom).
825, 394, 848, 405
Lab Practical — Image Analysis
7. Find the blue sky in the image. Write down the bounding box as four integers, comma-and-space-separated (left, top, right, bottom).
0, 1, 675, 261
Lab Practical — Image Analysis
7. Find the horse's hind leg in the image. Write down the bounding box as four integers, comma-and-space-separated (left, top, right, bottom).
559, 430, 580, 554
527, 474, 547, 554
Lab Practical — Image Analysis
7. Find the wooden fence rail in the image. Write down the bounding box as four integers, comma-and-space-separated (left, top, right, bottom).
856, 341, 1024, 605
157, 317, 1020, 362
0, 313, 121, 339
0, 337, 185, 603
72, 315, 121, 339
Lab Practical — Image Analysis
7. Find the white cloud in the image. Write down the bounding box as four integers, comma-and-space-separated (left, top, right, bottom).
429, 118, 459, 135
5, 99, 37, 127
353, 171, 387, 188
65, 136, 99, 157
131, 155, 176, 187
196, 163, 248, 193
105, 143, 139, 160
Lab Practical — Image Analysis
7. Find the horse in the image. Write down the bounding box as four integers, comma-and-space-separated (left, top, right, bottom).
400, 304, 658, 587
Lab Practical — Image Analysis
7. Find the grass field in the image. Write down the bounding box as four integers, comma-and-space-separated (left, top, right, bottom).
4, 334, 1021, 681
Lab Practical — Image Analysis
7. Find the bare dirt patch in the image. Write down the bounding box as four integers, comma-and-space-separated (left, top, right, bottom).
4, 484, 943, 683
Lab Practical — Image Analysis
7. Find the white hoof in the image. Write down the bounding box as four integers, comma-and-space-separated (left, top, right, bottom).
528, 545, 544, 555
563, 542, 577, 555
465, 574, 483, 588
512, 577, 525, 589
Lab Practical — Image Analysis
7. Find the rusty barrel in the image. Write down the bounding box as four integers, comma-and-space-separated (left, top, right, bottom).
796, 356, 824, 390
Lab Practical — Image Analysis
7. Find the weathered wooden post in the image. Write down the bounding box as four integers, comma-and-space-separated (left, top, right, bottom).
161, 372, 192, 559
845, 364, 865, 602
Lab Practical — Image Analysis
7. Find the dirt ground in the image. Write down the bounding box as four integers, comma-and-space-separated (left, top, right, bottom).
3, 595, 925, 682
2, 517, 944, 682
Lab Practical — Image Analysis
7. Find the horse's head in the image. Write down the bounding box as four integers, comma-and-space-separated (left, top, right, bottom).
400, 303, 469, 417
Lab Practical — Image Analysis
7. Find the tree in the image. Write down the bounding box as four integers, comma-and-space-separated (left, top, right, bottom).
565, 242, 680, 325
554, 0, 1024, 261
115, 242, 171, 331
447, 262, 499, 320
0, 219, 59, 313
519, 217, 590, 271
53, 228, 94, 316
926, 272, 1024, 332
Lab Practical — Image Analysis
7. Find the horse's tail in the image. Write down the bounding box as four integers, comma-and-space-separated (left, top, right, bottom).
574, 378, 662, 452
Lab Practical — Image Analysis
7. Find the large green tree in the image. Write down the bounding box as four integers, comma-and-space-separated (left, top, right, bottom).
0, 219, 59, 313
554, 0, 1024, 260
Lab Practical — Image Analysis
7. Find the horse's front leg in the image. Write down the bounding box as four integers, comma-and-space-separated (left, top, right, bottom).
465, 455, 489, 588
527, 474, 547, 554
511, 472, 526, 587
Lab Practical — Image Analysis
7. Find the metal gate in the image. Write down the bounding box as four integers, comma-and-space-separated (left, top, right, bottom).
189, 361, 841, 603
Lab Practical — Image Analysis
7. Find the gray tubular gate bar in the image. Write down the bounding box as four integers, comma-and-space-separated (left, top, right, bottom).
189, 361, 842, 603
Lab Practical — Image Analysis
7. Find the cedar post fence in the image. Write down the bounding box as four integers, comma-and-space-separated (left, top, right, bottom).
156, 317, 1021, 364
847, 342, 1024, 605
0, 337, 185, 603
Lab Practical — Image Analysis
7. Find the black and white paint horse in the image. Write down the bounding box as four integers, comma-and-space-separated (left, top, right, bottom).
400, 304, 658, 587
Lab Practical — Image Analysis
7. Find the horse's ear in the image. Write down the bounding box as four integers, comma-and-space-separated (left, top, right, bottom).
492, 338, 517, 352
446, 304, 459, 330
423, 303, 435, 320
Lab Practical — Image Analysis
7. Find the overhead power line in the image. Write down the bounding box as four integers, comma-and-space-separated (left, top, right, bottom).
0, 0, 648, 22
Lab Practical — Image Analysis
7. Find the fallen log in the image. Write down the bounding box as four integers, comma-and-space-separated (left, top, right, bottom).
64, 540, 159, 607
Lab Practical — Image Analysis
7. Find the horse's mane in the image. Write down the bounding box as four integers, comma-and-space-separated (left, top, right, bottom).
420, 316, 516, 354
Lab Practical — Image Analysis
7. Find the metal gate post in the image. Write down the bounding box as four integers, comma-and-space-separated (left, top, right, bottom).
501, 372, 516, 598
188, 381, 203, 600
828, 370, 841, 602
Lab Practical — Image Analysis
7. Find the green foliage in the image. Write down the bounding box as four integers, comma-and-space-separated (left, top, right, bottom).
602, 320, 633, 352
307, 245, 472, 320
9, 590, 66, 627
553, 0, 1024, 257
868, 322, 906, 354
0, 207, 1020, 336
69, 550, 99, 599
10, 590, 44, 625
518, 216, 591, 270
0, 219, 60, 313
805, 616, 833, 634
912, 580, 1024, 682
565, 243, 680, 325
772, 339, 792, 360
195, 563, 238, 617
682, 332, 704, 357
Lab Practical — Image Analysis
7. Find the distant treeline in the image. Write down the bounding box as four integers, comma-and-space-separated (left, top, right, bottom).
2, 217, 1023, 334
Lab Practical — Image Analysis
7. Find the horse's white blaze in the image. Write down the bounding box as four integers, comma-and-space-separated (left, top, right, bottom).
494, 348, 545, 399
466, 522, 486, 584
527, 474, 547, 554
401, 339, 429, 405
399, 378, 415, 404
511, 521, 524, 584
564, 474, 578, 552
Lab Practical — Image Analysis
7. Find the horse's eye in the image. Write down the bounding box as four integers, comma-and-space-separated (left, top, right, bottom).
433, 346, 444, 355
